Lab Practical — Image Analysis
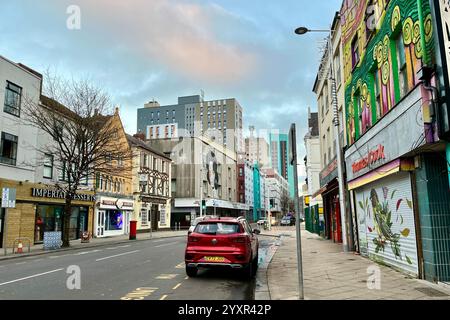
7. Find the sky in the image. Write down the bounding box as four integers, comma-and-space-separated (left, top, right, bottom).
1, 0, 342, 179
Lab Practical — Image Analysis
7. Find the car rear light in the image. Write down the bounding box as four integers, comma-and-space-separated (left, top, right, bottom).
185, 254, 194, 260
188, 236, 200, 243
232, 236, 248, 244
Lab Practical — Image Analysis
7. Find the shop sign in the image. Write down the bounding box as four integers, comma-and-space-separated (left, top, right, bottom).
351, 144, 386, 174
32, 188, 95, 202
101, 199, 134, 210
2, 188, 16, 208
320, 158, 338, 187
140, 196, 168, 205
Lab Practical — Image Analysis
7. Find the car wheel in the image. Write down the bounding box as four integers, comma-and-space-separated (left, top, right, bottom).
243, 257, 255, 280
186, 265, 198, 277
252, 254, 259, 276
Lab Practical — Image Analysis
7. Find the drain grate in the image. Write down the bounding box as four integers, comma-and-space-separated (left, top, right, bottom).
415, 287, 449, 297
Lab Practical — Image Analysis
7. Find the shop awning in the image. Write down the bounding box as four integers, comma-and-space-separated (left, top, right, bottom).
347, 158, 414, 191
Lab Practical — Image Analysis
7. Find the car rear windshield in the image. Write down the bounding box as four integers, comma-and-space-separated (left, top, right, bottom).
195, 223, 241, 235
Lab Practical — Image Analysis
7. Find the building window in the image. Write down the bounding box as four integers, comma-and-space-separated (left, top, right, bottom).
4, 81, 22, 117
334, 53, 341, 86
43, 154, 53, 179
374, 70, 382, 119
396, 34, 408, 99
0, 132, 18, 166
351, 36, 360, 69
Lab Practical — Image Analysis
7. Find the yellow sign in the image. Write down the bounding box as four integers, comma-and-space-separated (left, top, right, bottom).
304, 196, 310, 205
319, 207, 324, 214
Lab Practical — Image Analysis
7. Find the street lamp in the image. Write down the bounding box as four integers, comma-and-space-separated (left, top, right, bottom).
294, 25, 349, 253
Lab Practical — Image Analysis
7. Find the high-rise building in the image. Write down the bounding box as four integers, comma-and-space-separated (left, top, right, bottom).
137, 95, 244, 154
245, 126, 269, 168
269, 132, 295, 198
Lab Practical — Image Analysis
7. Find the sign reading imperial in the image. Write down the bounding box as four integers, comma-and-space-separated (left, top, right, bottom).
31, 188, 96, 202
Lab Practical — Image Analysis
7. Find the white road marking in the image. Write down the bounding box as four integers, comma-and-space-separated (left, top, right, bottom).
95, 250, 140, 262
154, 242, 179, 248
75, 249, 101, 256
184, 276, 189, 280
153, 240, 165, 243
15, 262, 26, 265
160, 295, 168, 300
156, 274, 178, 280
117, 245, 131, 248
106, 247, 118, 250
172, 283, 182, 290
175, 262, 185, 269
0, 268, 64, 287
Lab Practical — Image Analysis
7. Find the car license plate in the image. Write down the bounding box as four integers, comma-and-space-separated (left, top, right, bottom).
204, 256, 225, 262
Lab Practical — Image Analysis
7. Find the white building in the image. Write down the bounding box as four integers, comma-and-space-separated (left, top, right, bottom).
261, 168, 289, 215
304, 109, 322, 209
0, 55, 41, 182
244, 161, 254, 209
245, 126, 270, 168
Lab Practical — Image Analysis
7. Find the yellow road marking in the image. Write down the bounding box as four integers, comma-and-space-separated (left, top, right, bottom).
172, 283, 182, 290
175, 262, 184, 269
185, 276, 189, 280
120, 287, 158, 300
160, 295, 168, 300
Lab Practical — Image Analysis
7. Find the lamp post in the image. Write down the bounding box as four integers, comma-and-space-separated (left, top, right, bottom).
294, 26, 349, 252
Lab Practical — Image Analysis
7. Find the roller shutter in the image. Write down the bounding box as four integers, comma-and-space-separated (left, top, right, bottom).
354, 171, 418, 275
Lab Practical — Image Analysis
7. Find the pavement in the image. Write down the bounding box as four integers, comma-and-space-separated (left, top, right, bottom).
257, 224, 450, 300
0, 230, 188, 261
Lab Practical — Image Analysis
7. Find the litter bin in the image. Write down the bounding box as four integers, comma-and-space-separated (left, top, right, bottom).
129, 221, 137, 240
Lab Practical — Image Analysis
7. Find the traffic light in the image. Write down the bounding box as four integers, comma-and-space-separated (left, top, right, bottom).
202, 199, 206, 210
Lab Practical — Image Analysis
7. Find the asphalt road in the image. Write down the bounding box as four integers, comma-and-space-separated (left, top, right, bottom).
0, 236, 276, 300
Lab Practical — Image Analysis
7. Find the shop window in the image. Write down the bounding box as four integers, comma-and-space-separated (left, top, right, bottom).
4, 81, 22, 117
141, 209, 148, 225
105, 210, 124, 231
43, 154, 54, 179
0, 132, 18, 166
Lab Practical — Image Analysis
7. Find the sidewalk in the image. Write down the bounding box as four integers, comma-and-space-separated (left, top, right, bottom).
0, 230, 187, 261
262, 224, 450, 300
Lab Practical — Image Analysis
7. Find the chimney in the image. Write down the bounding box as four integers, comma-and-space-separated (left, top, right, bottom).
133, 133, 146, 141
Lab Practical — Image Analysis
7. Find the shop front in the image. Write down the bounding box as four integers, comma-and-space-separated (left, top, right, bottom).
318, 157, 342, 242
134, 195, 171, 232
344, 91, 425, 276
95, 196, 134, 238
0, 179, 95, 248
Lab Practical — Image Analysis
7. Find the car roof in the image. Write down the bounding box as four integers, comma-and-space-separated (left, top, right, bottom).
198, 216, 245, 223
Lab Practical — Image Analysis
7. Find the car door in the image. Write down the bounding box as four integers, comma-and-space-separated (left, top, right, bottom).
243, 220, 257, 257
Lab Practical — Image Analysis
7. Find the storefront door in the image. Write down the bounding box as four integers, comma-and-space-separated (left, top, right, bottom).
151, 204, 159, 231
97, 210, 105, 237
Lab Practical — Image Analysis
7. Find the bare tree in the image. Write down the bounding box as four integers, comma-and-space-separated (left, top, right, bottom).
23, 73, 133, 247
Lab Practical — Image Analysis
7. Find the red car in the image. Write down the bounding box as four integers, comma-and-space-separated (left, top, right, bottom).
185, 216, 260, 279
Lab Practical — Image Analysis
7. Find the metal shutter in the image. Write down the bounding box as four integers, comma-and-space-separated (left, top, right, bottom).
354, 172, 418, 275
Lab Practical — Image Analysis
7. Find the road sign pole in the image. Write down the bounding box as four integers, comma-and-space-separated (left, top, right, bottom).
290, 124, 305, 300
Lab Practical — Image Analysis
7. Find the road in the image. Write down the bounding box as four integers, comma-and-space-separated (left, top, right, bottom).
0, 235, 276, 300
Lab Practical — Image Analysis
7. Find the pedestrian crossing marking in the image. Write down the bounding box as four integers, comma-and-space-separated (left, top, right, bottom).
156, 274, 178, 280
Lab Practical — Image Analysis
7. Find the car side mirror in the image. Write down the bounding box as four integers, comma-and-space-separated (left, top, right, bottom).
253, 229, 261, 235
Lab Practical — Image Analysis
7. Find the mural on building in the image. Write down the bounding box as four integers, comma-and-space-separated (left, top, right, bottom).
341, 0, 435, 144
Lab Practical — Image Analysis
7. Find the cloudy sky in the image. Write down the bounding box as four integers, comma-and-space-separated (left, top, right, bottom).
1, 0, 341, 177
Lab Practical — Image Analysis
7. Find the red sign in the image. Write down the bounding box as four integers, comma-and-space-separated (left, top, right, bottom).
351, 144, 386, 174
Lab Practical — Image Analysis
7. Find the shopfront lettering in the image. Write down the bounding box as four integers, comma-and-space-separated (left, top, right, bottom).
351, 145, 386, 174
31, 188, 95, 202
